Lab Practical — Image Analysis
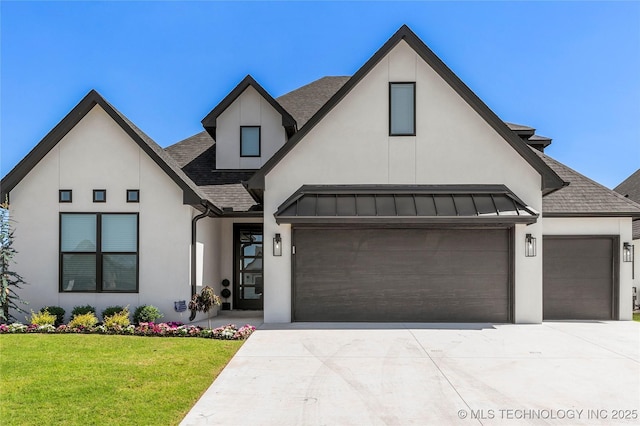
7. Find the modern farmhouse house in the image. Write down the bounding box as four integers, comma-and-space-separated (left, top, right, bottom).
2, 25, 639, 323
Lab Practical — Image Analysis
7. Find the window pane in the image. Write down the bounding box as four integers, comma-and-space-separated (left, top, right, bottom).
103, 254, 137, 291
391, 83, 415, 135
61, 214, 96, 252
62, 254, 96, 291
241, 127, 260, 156
102, 214, 137, 252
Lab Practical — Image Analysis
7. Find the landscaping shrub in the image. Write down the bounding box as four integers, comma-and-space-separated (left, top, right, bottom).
133, 305, 163, 324
41, 306, 65, 326
29, 310, 56, 326
71, 305, 96, 318
103, 308, 131, 329
68, 312, 98, 329
101, 305, 126, 321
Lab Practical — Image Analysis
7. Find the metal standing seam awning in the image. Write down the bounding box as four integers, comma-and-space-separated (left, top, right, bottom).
275, 184, 539, 225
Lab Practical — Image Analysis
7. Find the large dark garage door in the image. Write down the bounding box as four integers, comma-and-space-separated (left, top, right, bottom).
543, 236, 617, 320
293, 228, 511, 322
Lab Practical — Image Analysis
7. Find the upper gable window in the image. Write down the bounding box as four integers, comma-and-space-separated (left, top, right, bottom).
389, 82, 416, 136
240, 126, 261, 157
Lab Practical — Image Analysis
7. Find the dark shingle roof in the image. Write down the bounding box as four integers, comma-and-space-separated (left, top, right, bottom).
164, 131, 259, 212
537, 150, 640, 217
614, 169, 640, 239
614, 169, 640, 203
277, 76, 350, 128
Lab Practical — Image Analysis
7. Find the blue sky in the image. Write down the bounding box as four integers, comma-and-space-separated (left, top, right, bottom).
1, 1, 639, 188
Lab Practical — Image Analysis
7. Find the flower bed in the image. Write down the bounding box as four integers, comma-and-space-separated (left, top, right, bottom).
0, 321, 256, 340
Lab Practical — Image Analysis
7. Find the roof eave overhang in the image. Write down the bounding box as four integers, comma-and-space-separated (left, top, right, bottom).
544, 212, 640, 218
276, 216, 538, 226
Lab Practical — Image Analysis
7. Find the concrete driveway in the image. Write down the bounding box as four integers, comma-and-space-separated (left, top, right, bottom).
181, 321, 640, 425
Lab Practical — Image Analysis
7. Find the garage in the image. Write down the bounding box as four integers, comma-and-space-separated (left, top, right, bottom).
277, 185, 538, 322
292, 228, 511, 322
543, 236, 617, 320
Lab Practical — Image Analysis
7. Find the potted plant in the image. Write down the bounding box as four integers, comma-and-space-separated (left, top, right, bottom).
188, 286, 221, 327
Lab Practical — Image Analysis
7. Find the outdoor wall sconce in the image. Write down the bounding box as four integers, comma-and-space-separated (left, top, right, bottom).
273, 233, 282, 256
623, 242, 633, 262
525, 233, 537, 257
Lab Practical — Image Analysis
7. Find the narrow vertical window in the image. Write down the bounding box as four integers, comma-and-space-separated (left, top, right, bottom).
126, 190, 139, 203
93, 189, 106, 203
59, 190, 72, 203
389, 82, 416, 136
240, 126, 261, 157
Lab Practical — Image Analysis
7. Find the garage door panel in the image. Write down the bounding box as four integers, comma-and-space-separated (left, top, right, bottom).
294, 228, 510, 322
543, 237, 614, 320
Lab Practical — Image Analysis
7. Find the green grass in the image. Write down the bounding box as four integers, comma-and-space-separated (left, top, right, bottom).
633, 312, 640, 322
0, 334, 243, 425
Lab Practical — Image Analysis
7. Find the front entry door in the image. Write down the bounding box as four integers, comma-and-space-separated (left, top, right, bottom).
233, 224, 263, 310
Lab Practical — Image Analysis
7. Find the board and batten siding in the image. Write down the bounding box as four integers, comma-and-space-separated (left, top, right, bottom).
262, 40, 544, 323
9, 105, 204, 323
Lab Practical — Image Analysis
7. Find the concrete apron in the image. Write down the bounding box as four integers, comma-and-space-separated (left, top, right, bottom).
181, 321, 640, 426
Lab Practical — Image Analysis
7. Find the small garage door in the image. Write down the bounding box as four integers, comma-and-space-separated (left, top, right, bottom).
293, 228, 511, 322
543, 236, 617, 320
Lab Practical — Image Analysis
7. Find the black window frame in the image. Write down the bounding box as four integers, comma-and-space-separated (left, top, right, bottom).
126, 189, 140, 203
93, 189, 107, 203
59, 212, 140, 293
389, 82, 416, 136
59, 190, 73, 203
240, 126, 261, 157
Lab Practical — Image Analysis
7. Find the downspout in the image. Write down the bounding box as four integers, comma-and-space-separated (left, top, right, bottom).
189, 203, 212, 321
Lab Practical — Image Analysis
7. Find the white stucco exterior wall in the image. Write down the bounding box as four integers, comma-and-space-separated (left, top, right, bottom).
262, 40, 543, 323
9, 105, 197, 323
216, 86, 287, 170
543, 217, 634, 320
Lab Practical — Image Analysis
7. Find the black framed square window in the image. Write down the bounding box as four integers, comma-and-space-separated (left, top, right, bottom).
389, 82, 416, 136
240, 126, 261, 157
59, 190, 72, 203
60, 213, 139, 293
93, 189, 106, 203
126, 189, 139, 203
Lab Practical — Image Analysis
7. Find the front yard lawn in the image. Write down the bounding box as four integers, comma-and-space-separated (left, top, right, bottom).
0, 334, 243, 425
634, 312, 640, 322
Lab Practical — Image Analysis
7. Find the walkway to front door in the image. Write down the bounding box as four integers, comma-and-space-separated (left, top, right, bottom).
233, 224, 263, 310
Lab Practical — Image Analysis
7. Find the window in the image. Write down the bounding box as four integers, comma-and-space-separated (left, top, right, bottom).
60, 213, 138, 292
127, 190, 139, 203
240, 126, 261, 157
93, 189, 106, 203
59, 190, 72, 203
389, 82, 415, 136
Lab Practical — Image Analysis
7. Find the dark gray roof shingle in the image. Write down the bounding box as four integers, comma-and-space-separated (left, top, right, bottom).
164, 131, 259, 212
614, 169, 640, 203
614, 169, 640, 239
537, 150, 640, 217
277, 76, 350, 128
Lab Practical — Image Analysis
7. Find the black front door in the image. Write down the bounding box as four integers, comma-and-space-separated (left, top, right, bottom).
233, 224, 263, 310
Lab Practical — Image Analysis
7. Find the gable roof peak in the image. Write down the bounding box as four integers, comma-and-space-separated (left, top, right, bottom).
201, 75, 296, 140
1, 89, 221, 213
247, 25, 565, 194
